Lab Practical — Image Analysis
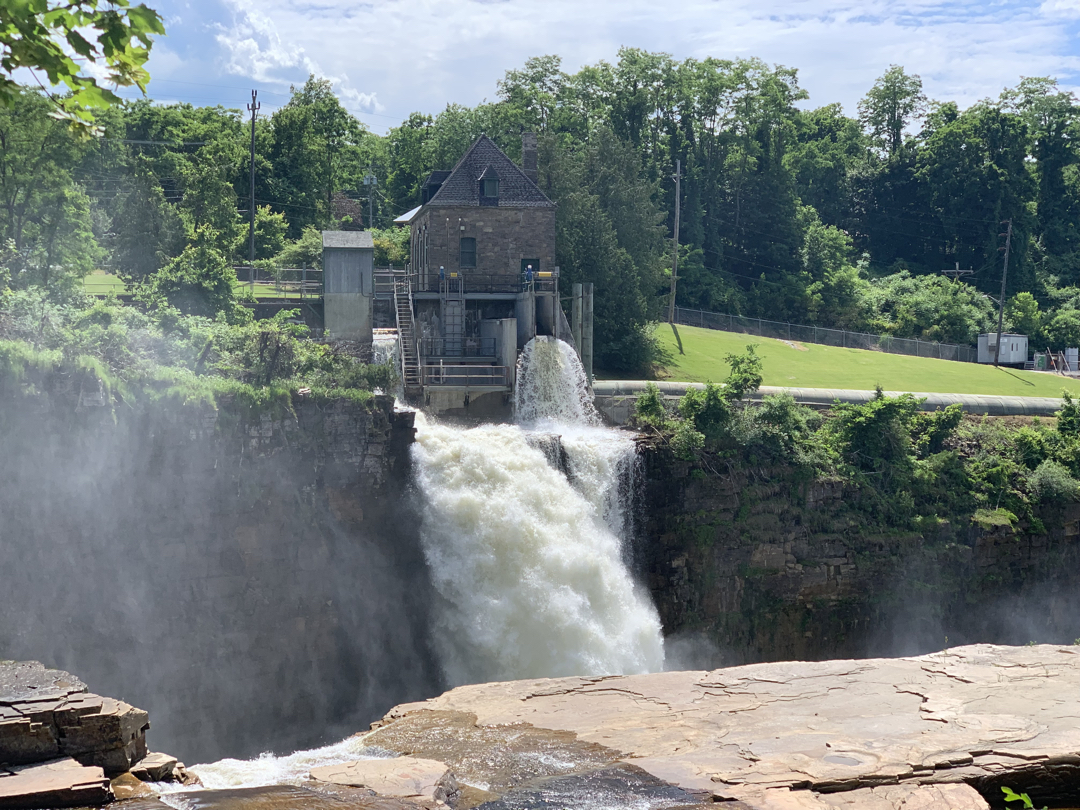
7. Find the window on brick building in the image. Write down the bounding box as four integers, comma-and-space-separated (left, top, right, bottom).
481, 178, 499, 197
460, 237, 477, 268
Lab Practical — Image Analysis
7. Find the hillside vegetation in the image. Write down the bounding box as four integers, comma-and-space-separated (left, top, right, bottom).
646, 324, 1080, 397
6, 53, 1080, 377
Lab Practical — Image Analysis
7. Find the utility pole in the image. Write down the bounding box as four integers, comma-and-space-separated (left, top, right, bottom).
363, 171, 378, 229
247, 89, 260, 289
994, 218, 1013, 368
667, 158, 681, 323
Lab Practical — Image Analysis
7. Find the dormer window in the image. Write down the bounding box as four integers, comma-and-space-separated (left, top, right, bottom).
478, 166, 500, 206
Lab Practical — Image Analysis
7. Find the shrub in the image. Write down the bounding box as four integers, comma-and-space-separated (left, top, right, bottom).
634, 382, 668, 425
670, 419, 705, 461
1028, 459, 1080, 503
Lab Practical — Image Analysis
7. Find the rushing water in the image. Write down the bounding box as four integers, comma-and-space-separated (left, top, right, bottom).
412, 336, 663, 685
164, 336, 663, 791
372, 332, 403, 399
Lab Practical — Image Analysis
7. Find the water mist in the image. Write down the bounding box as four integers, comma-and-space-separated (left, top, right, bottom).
410, 336, 664, 686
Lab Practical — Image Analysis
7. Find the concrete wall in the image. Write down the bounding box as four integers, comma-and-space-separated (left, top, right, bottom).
324, 246, 373, 341
0, 392, 440, 764
593, 381, 1065, 424
412, 206, 556, 279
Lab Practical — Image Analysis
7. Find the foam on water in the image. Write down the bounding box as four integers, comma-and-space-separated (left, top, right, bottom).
411, 336, 663, 686
372, 332, 404, 400
163, 337, 664, 789
514, 336, 599, 427
155, 736, 389, 796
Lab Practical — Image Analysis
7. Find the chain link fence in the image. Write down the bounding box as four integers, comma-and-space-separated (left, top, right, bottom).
673, 307, 978, 364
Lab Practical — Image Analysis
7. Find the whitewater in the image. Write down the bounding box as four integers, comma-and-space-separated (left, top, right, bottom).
158, 335, 664, 790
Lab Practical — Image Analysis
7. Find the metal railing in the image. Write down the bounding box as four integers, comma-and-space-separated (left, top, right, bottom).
373, 268, 401, 299
672, 306, 978, 364
420, 337, 497, 358
421, 364, 511, 387
234, 267, 323, 300
410, 271, 556, 294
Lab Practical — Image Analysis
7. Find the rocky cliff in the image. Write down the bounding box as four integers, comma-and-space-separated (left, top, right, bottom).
0, 391, 441, 764
639, 440, 1080, 666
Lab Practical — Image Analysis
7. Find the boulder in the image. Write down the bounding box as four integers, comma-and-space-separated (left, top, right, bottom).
0, 757, 110, 808
131, 752, 178, 782
110, 772, 156, 800
0, 665, 147, 781
309, 757, 459, 805
0, 661, 149, 777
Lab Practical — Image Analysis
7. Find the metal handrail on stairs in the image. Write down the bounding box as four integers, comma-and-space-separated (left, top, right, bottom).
393, 273, 421, 392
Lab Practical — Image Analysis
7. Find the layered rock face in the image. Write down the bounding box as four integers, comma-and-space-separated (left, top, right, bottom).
363, 644, 1080, 810
639, 444, 1080, 665
0, 661, 149, 807
0, 394, 441, 763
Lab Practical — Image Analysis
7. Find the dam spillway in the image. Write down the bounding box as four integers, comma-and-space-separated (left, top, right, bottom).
410, 337, 663, 685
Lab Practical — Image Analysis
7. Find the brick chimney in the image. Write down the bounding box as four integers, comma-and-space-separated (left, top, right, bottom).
521, 132, 538, 184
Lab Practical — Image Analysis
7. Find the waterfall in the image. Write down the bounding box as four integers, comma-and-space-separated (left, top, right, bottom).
514, 336, 599, 427
372, 332, 404, 400
411, 337, 663, 686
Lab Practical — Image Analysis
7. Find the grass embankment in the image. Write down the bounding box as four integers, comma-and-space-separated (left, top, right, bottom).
646, 322, 1080, 398
83, 271, 310, 300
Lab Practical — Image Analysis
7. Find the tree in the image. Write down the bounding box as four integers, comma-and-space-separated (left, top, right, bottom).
268, 76, 373, 235
111, 170, 184, 283
142, 225, 236, 318
240, 205, 287, 262
0, 0, 164, 131
1006, 292, 1043, 343
858, 66, 927, 155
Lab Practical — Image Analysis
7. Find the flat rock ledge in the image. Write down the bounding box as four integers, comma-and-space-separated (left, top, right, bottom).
1, 661, 154, 807
310, 757, 460, 804
367, 644, 1080, 810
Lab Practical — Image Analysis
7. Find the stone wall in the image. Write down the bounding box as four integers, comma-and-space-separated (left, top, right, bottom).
0, 392, 441, 764
639, 441, 1080, 666
413, 205, 556, 277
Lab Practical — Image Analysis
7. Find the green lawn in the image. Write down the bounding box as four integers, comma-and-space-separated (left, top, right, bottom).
645, 322, 1080, 398
82, 271, 310, 300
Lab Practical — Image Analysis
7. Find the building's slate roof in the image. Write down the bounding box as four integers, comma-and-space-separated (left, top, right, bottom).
426, 135, 555, 209
322, 230, 374, 249
423, 170, 452, 189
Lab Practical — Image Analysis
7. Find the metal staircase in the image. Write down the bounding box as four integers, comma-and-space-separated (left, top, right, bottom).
440, 273, 465, 357
393, 273, 422, 395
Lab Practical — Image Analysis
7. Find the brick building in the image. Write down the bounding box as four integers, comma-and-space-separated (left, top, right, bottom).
406, 133, 555, 291
381, 133, 588, 415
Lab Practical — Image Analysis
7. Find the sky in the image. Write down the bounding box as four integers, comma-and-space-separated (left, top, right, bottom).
101, 0, 1080, 134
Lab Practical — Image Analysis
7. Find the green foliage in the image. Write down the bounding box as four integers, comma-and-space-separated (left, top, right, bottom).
633, 381, 667, 425
911, 404, 963, 457
1057, 391, 1080, 437
858, 65, 927, 155
825, 389, 922, 475
723, 344, 763, 401
670, 419, 705, 461
1001, 786, 1045, 809
140, 227, 237, 319
0, 288, 387, 409
1028, 459, 1080, 503
372, 226, 409, 267
274, 226, 323, 270
0, 0, 165, 131
235, 205, 288, 262
111, 171, 184, 283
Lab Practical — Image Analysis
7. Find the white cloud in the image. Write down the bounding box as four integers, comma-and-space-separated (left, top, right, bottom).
144, 0, 1080, 131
